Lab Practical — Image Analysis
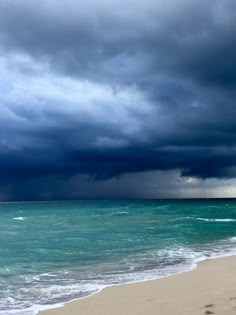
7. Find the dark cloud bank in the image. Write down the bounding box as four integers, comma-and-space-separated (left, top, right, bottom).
1, 0, 236, 200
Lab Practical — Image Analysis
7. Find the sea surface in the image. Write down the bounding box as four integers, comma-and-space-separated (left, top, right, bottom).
1, 199, 236, 315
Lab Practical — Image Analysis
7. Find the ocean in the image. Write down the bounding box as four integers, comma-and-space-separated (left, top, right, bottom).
1, 199, 236, 315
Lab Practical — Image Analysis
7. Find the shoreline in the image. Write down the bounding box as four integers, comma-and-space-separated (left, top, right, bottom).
38, 255, 236, 315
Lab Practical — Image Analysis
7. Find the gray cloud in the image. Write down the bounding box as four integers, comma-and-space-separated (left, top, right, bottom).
1, 0, 236, 200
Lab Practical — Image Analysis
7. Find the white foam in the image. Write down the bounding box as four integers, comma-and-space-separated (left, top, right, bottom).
196, 218, 236, 222
13, 217, 27, 221
0, 302, 63, 315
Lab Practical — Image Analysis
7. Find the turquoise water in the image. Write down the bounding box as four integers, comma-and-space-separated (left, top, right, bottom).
1, 199, 236, 314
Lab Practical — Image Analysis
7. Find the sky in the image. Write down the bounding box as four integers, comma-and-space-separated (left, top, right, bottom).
1, 0, 236, 200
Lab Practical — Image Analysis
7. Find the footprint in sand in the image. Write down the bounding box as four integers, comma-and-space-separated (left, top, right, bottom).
229, 297, 236, 310
204, 304, 215, 314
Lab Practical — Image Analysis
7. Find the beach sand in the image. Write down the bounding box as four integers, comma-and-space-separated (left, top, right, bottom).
39, 256, 236, 315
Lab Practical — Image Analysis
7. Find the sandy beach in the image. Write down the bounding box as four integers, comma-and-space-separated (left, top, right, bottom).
39, 256, 236, 315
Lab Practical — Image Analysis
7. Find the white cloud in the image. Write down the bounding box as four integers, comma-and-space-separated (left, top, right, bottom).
0, 52, 155, 150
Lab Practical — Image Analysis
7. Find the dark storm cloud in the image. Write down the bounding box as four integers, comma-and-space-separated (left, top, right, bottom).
1, 0, 236, 87
1, 0, 236, 200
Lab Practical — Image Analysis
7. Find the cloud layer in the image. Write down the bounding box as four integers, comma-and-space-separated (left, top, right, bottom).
1, 0, 236, 199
